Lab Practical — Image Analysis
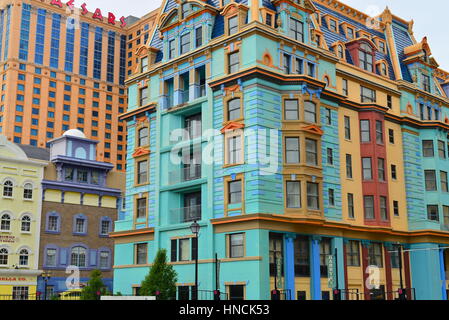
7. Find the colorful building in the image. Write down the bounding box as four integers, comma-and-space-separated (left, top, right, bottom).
0, 135, 47, 300
0, 0, 133, 170
32, 129, 125, 297
112, 0, 449, 300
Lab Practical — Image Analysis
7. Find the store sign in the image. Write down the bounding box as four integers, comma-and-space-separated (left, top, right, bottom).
327, 255, 336, 289
50, 0, 127, 28
0, 277, 28, 282
0, 235, 16, 243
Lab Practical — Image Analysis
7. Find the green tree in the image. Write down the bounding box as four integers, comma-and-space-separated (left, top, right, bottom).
81, 270, 108, 300
140, 249, 177, 300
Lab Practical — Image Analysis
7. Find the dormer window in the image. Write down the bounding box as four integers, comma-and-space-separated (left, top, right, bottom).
180, 33, 191, 55
359, 43, 374, 72
378, 41, 386, 54
265, 13, 273, 27
329, 19, 337, 32
422, 74, 431, 92
140, 56, 148, 73
337, 45, 344, 59
289, 18, 304, 42
182, 3, 191, 19
380, 63, 387, 76
347, 27, 354, 39
228, 15, 238, 35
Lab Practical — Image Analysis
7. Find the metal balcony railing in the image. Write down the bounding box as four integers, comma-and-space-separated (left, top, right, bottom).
170, 205, 201, 224
169, 165, 201, 185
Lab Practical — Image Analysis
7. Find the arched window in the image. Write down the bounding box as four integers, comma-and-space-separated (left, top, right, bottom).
138, 127, 149, 147
19, 249, 29, 266
23, 183, 33, 200
21, 216, 31, 232
70, 246, 87, 267
0, 214, 11, 231
3, 180, 13, 197
0, 248, 8, 265
337, 45, 344, 59
227, 98, 241, 121
304, 101, 317, 123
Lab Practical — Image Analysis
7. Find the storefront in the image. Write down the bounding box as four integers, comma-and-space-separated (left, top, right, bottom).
0, 270, 41, 300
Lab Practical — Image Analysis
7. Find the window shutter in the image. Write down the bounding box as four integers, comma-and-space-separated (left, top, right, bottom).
171, 240, 177, 262
90, 249, 97, 266
60, 248, 68, 265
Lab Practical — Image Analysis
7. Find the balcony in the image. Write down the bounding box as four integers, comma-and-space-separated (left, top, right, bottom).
169, 205, 201, 224
169, 165, 202, 185
181, 90, 190, 104
197, 84, 206, 98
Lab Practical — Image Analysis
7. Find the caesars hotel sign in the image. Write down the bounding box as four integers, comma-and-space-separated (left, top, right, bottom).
48, 0, 128, 28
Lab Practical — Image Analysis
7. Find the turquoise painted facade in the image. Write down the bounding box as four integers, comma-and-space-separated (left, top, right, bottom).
112, 0, 449, 300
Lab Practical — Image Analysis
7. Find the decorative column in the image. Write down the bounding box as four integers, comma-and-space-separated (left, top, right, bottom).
383, 243, 393, 300
439, 248, 447, 300
284, 234, 296, 300
310, 236, 321, 300
333, 237, 345, 294
361, 241, 371, 300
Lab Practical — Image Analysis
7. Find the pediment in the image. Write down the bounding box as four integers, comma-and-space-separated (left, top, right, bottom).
221, 122, 245, 133
302, 125, 324, 136
133, 147, 151, 158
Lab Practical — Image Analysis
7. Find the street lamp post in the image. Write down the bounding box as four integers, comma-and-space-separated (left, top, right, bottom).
190, 221, 200, 301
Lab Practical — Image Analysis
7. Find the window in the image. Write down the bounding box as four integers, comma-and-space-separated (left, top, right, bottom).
362, 158, 373, 180
378, 158, 385, 181
304, 101, 317, 123
99, 251, 109, 268
228, 51, 239, 74
228, 180, 242, 204
359, 43, 373, 72
442, 171, 449, 193
3, 180, 13, 197
346, 154, 353, 179
289, 18, 304, 42
427, 205, 439, 221
47, 215, 59, 232
342, 79, 348, 96
283, 54, 291, 74
19, 249, 29, 266
294, 237, 310, 277
46, 249, 56, 267
12, 287, 29, 301
348, 193, 354, 219
168, 39, 175, 59
228, 285, 245, 300
227, 135, 242, 164
135, 243, 148, 264
360, 120, 371, 143
327, 148, 334, 165
77, 169, 88, 184
284, 100, 299, 120
227, 98, 241, 121
307, 182, 319, 210
388, 129, 395, 144
295, 58, 303, 74
328, 189, 335, 206
229, 233, 244, 258
393, 201, 399, 217
180, 33, 190, 55
329, 19, 337, 32
391, 165, 397, 180
347, 27, 354, 39
71, 247, 87, 267
320, 239, 331, 277
346, 241, 360, 266
0, 248, 8, 265
0, 214, 11, 231
138, 127, 149, 147
368, 243, 383, 267
139, 87, 149, 106
361, 86, 376, 103
21, 216, 31, 232
364, 196, 375, 219
422, 74, 431, 93
285, 137, 300, 164
306, 139, 318, 166
23, 183, 33, 200
422, 140, 434, 157
387, 95, 392, 108
286, 181, 301, 208
136, 198, 147, 219
438, 141, 446, 159
444, 206, 449, 228
380, 196, 388, 220
425, 170, 437, 191
376, 121, 383, 144
325, 108, 332, 125
228, 16, 238, 35
100, 219, 111, 236
195, 26, 203, 47
137, 160, 148, 184
74, 217, 86, 234
269, 233, 283, 277
140, 56, 148, 73
344, 116, 351, 140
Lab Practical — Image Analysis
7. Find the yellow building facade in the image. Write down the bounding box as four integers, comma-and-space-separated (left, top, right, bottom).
0, 135, 46, 299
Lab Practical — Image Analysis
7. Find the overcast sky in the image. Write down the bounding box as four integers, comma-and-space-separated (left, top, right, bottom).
89, 0, 448, 70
